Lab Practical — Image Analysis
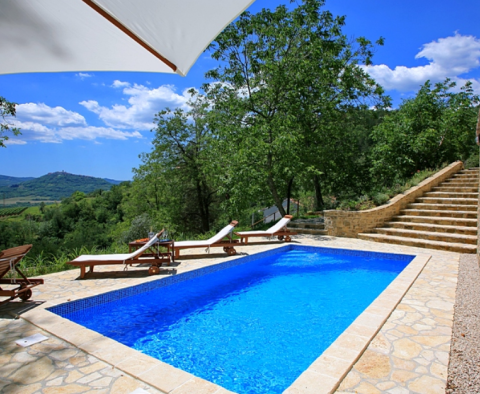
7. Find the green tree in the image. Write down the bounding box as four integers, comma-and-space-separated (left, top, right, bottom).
0, 96, 20, 147
129, 93, 219, 233
371, 79, 480, 183
205, 0, 389, 215
300, 107, 387, 210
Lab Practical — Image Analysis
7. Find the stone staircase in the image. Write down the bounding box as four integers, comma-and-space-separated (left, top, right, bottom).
358, 168, 479, 253
289, 218, 327, 236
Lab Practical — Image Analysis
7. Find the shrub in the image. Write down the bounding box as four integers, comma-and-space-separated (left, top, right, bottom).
120, 213, 156, 243
464, 153, 479, 169
373, 193, 389, 206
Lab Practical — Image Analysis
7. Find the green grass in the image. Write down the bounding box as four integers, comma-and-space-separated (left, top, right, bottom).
2, 206, 45, 222
0, 207, 27, 217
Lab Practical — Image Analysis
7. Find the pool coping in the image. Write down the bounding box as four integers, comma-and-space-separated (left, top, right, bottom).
13, 245, 431, 394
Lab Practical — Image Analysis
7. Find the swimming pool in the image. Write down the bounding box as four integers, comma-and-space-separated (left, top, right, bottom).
50, 245, 414, 394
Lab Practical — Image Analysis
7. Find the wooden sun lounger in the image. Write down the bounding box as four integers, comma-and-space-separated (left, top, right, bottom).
235, 215, 298, 244
69, 257, 173, 279
0, 244, 44, 306
67, 230, 174, 279
173, 221, 240, 258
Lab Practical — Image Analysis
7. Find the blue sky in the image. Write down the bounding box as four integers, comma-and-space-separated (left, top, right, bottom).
1, 0, 479, 180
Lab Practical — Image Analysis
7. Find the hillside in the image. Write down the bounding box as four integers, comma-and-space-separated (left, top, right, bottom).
0, 172, 117, 201
103, 178, 124, 185
0, 175, 35, 187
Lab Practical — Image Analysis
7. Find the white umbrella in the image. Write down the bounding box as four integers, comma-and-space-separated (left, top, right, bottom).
0, 0, 255, 77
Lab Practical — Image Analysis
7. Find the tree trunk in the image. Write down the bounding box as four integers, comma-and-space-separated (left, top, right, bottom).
196, 180, 210, 232
267, 173, 286, 217
286, 176, 294, 214
153, 181, 160, 211
313, 174, 324, 211
265, 135, 286, 218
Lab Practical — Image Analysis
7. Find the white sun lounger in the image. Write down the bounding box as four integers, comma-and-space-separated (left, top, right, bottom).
173, 221, 239, 258
67, 230, 169, 278
235, 215, 297, 244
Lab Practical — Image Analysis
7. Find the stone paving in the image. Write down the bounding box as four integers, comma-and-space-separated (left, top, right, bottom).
0, 317, 165, 394
335, 245, 458, 393
0, 235, 461, 393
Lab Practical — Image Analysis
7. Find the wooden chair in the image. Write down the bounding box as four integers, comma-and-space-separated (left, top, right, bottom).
0, 244, 44, 306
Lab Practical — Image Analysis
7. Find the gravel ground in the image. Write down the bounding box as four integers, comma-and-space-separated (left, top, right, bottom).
446, 254, 480, 393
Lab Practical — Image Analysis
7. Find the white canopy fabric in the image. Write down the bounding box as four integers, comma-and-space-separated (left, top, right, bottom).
0, 0, 255, 77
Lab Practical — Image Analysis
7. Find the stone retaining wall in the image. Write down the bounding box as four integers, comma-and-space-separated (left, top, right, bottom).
324, 161, 464, 238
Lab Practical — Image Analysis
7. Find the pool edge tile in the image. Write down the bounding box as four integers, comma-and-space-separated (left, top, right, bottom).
137, 361, 195, 393
283, 369, 339, 394
170, 376, 224, 394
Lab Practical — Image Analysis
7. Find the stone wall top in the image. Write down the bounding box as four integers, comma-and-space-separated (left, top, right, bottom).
324, 161, 464, 237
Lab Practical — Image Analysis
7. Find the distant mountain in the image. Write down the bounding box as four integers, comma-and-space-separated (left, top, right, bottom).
103, 178, 124, 185
0, 172, 117, 200
0, 175, 35, 187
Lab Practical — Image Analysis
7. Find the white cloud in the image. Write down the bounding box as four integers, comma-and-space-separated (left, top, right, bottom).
16, 103, 87, 127
80, 82, 192, 130
417, 34, 480, 73
362, 33, 480, 92
4, 139, 27, 145
9, 82, 194, 146
57, 126, 141, 141
76, 73, 93, 79
12, 120, 62, 143
112, 80, 130, 88
11, 103, 142, 144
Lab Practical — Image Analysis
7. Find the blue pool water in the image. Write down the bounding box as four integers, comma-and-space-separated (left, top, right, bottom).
51, 246, 413, 394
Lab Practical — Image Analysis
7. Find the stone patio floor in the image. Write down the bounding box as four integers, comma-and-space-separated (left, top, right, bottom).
0, 235, 460, 394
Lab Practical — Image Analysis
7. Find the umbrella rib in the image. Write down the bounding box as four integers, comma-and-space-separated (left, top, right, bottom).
82, 0, 178, 73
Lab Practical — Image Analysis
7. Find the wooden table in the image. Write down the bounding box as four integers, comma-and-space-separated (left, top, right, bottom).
128, 239, 175, 266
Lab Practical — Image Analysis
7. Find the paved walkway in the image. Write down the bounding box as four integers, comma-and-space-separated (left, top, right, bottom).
0, 236, 460, 394
335, 244, 458, 393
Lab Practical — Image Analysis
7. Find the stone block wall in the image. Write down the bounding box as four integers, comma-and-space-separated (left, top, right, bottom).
324, 161, 464, 238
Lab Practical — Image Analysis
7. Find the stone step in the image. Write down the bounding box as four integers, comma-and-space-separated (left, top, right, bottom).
443, 177, 478, 182
416, 197, 477, 205
374, 227, 477, 245
358, 233, 476, 254
423, 191, 478, 198
400, 209, 477, 219
290, 228, 328, 235
408, 203, 477, 211
385, 221, 477, 235
392, 215, 477, 227
441, 181, 479, 187
433, 186, 479, 192
451, 177, 478, 181
451, 174, 479, 180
